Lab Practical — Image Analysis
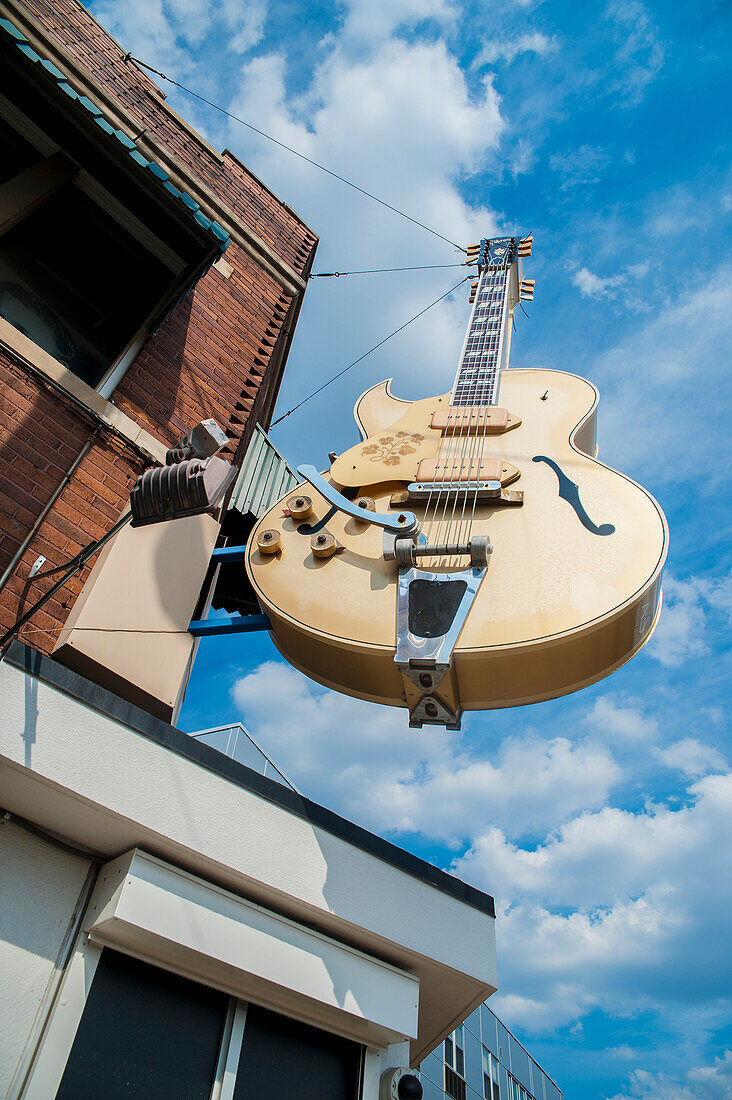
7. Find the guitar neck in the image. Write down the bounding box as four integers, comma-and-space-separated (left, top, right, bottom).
451, 262, 518, 408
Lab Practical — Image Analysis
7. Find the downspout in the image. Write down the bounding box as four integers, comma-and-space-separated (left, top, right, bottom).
0, 427, 99, 597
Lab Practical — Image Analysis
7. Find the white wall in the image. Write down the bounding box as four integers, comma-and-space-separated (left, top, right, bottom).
0, 657, 497, 1063
0, 821, 92, 1097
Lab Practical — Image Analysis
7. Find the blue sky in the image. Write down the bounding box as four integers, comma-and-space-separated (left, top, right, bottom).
91, 0, 731, 1095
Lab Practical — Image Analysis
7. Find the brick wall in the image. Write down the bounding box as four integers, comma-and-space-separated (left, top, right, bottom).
113, 243, 295, 463
0, 354, 144, 655
0, 0, 318, 658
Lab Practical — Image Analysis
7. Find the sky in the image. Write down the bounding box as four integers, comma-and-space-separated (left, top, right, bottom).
90, 0, 732, 1096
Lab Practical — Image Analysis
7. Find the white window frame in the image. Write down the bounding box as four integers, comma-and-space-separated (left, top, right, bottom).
482, 1046, 501, 1100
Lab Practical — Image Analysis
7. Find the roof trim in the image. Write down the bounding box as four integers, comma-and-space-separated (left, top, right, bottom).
0, 0, 311, 295
5, 640, 495, 920
0, 13, 230, 252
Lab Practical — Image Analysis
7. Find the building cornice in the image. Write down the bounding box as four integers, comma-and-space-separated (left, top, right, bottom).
0, 0, 310, 296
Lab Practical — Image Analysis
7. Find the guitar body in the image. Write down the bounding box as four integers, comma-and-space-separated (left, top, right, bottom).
246, 368, 667, 711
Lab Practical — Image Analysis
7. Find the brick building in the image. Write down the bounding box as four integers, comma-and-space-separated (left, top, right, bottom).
0, 3, 501, 1098
0, 0, 316, 712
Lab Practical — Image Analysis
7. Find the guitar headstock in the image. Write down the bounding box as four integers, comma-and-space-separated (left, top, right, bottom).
466, 235, 534, 302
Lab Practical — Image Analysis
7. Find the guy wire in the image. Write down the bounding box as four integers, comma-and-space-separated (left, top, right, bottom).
126, 55, 467, 253
270, 274, 471, 426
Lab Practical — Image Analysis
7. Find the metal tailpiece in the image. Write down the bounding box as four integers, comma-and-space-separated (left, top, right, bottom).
395, 564, 487, 731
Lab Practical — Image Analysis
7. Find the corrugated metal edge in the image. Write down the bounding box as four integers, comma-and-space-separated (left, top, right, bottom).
229, 423, 298, 518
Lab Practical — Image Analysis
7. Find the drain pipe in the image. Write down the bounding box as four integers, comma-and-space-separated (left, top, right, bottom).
0, 428, 98, 597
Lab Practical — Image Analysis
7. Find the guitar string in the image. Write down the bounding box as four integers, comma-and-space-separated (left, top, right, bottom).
424, 267, 488, 564
458, 264, 506, 561
432, 263, 501, 567
466, 264, 509, 551
421, 274, 481, 554
453, 268, 496, 560
432, 264, 495, 566
421, 255, 510, 567
446, 266, 498, 566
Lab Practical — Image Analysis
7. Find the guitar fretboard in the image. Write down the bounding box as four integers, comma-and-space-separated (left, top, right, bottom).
451, 265, 510, 407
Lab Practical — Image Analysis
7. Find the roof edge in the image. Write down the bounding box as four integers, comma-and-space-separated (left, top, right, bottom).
4, 640, 496, 920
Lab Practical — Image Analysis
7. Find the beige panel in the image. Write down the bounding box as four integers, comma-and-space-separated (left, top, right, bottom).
54, 513, 218, 719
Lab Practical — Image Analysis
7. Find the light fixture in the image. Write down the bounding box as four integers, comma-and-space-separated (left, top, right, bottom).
166, 418, 229, 464
130, 419, 236, 527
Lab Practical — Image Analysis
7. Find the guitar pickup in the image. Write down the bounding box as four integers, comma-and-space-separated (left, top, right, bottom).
430, 406, 521, 434
391, 481, 524, 506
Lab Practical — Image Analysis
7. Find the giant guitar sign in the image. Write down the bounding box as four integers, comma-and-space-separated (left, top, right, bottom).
246, 237, 668, 729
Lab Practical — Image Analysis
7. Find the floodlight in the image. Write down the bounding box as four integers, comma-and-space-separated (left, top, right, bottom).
166, 418, 229, 464
130, 456, 236, 527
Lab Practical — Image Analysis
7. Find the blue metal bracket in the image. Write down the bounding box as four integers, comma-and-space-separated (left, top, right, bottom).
188, 544, 270, 636
189, 613, 271, 637
210, 546, 248, 563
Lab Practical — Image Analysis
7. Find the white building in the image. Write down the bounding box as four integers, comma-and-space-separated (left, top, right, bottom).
0, 644, 498, 1098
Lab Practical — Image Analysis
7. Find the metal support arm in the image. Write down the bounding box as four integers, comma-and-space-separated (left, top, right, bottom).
297, 465, 420, 537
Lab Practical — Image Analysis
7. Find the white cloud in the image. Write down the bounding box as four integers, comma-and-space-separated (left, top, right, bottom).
604, 0, 665, 107
221, 27, 508, 442
477, 32, 556, 67
455, 771, 732, 1031
91, 0, 267, 71
609, 1050, 732, 1100
231, 661, 619, 843
584, 696, 658, 743
572, 261, 649, 300
649, 576, 710, 668
337, 0, 456, 44
586, 266, 732, 485
655, 738, 726, 778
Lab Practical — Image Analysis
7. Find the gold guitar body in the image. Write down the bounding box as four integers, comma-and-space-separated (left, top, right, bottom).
246, 369, 667, 712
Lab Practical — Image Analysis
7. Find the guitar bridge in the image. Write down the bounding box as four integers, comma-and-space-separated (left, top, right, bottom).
395, 564, 486, 730
390, 482, 524, 507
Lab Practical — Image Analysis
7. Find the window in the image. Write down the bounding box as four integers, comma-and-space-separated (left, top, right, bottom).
444, 1025, 466, 1099
51, 947, 363, 1100
0, 68, 216, 395
233, 1003, 362, 1100
445, 1066, 467, 1100
444, 1023, 465, 1076
482, 1045, 501, 1100
505, 1070, 533, 1100
55, 948, 229, 1099
0, 182, 174, 388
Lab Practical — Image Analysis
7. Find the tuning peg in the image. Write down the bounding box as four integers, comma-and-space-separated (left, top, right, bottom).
520, 278, 535, 301
518, 235, 533, 258
466, 243, 481, 265
469, 278, 479, 303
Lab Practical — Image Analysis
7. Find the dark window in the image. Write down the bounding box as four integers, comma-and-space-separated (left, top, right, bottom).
0, 183, 172, 388
445, 1036, 454, 1065
233, 1003, 362, 1100
55, 948, 228, 1100
456, 1045, 465, 1077
445, 1065, 467, 1100
0, 113, 38, 184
